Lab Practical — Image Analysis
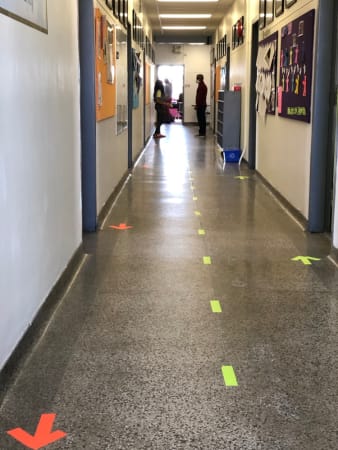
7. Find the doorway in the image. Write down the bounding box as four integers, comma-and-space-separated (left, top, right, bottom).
248, 21, 259, 170
156, 65, 184, 103
308, 0, 337, 232
324, 0, 338, 232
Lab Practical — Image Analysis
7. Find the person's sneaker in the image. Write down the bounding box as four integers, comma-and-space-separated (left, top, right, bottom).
153, 133, 166, 138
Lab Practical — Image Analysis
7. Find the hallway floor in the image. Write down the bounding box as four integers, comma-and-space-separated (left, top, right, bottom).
1, 123, 338, 449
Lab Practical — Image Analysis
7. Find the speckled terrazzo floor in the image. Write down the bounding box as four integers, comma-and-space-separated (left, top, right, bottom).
1, 122, 338, 449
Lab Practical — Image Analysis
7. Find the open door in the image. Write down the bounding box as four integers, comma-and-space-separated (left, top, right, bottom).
248, 21, 259, 170
308, 0, 337, 232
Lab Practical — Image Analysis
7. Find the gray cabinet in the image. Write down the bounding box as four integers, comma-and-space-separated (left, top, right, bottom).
216, 90, 241, 151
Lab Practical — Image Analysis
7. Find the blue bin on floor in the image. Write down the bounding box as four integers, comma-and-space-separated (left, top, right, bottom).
223, 149, 241, 163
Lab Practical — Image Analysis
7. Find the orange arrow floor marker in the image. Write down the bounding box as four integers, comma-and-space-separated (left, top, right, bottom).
7, 413, 67, 450
108, 223, 133, 230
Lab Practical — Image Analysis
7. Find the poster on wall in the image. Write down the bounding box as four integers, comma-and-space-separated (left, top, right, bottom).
259, 0, 266, 30
95, 8, 116, 121
256, 32, 278, 116
275, 0, 284, 17
232, 17, 244, 49
132, 49, 142, 109
265, 0, 274, 26
278, 9, 315, 123
0, 0, 47, 33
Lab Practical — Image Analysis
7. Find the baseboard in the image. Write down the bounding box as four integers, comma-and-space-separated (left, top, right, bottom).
255, 170, 308, 231
329, 247, 338, 266
0, 244, 85, 405
97, 171, 130, 229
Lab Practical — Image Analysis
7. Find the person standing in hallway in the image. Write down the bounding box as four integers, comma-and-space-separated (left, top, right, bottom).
164, 78, 173, 102
153, 80, 171, 139
195, 74, 207, 137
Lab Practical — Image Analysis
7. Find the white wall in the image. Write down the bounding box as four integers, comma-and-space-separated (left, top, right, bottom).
255, 0, 319, 218
155, 44, 211, 123
96, 0, 129, 214
96, 119, 128, 213
216, 0, 319, 219
0, 1, 82, 370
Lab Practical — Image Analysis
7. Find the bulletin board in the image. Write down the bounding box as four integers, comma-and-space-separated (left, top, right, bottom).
95, 8, 116, 121
256, 31, 278, 115
215, 65, 221, 100
145, 62, 151, 105
278, 9, 315, 123
132, 49, 142, 109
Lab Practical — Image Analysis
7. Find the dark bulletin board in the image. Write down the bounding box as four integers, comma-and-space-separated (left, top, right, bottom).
278, 9, 315, 122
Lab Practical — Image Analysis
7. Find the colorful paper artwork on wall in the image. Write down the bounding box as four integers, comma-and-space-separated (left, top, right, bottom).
232, 16, 244, 49
278, 9, 315, 123
132, 49, 142, 109
256, 32, 278, 116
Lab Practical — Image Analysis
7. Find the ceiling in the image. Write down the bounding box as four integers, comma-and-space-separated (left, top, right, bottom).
142, 0, 235, 44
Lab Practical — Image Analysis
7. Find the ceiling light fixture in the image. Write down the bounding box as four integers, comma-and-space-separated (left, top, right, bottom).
158, 0, 217, 2
162, 26, 207, 30
159, 14, 211, 18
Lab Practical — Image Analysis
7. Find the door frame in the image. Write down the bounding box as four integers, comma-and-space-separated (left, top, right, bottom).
248, 21, 259, 170
78, 0, 97, 232
308, 0, 337, 232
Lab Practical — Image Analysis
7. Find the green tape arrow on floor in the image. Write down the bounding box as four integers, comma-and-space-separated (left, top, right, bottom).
210, 300, 222, 313
222, 366, 238, 387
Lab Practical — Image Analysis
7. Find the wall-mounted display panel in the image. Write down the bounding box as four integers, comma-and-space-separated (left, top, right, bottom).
232, 17, 244, 48
265, 0, 274, 26
256, 31, 278, 115
278, 9, 315, 123
116, 25, 128, 134
285, 0, 297, 8
0, 0, 47, 33
95, 8, 116, 121
275, 0, 284, 17
259, 0, 266, 30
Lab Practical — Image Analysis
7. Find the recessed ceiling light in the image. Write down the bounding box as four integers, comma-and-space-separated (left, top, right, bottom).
162, 26, 207, 30
159, 14, 211, 18
158, 0, 217, 2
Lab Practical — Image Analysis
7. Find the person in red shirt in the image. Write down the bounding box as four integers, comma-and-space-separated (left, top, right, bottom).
195, 74, 207, 137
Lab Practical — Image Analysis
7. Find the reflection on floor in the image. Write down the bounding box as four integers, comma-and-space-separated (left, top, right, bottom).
1, 122, 338, 449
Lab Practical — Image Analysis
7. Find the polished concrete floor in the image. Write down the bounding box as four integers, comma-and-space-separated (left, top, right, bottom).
1, 122, 338, 449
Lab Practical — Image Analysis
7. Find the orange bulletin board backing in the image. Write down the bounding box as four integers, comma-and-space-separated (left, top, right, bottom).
95, 8, 116, 121
215, 65, 221, 101
145, 63, 151, 105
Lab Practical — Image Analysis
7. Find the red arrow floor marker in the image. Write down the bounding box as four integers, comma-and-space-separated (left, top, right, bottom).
7, 413, 67, 449
108, 223, 133, 230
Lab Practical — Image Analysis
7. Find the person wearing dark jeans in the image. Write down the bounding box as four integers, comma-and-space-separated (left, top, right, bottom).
153, 79, 170, 138
195, 74, 207, 136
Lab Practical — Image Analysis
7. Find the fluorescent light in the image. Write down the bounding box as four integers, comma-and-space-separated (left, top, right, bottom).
158, 0, 217, 2
162, 26, 207, 30
159, 14, 211, 18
